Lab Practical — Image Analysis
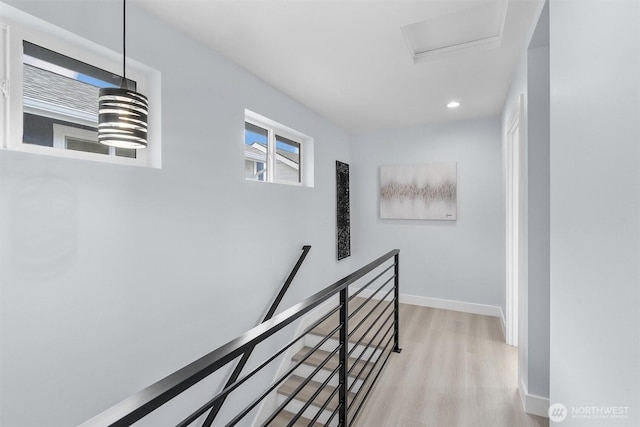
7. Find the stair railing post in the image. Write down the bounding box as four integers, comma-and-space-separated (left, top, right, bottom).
201, 245, 311, 426
338, 287, 349, 426
393, 252, 402, 353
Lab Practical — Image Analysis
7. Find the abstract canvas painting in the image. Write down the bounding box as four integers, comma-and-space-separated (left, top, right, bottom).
336, 161, 351, 260
379, 162, 457, 220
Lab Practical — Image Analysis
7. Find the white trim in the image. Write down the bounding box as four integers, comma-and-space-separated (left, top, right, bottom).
499, 306, 506, 340
354, 288, 503, 318
400, 293, 503, 317
519, 378, 549, 418
11, 138, 144, 166
505, 93, 525, 347
245, 109, 307, 143
23, 123, 145, 165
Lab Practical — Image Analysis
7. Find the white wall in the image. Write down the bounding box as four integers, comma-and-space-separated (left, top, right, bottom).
504, 1, 551, 412
0, 2, 351, 426
501, 2, 550, 412
350, 117, 504, 310
526, 42, 550, 400
550, 1, 640, 425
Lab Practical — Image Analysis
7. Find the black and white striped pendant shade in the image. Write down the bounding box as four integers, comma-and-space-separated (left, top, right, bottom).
98, 87, 148, 149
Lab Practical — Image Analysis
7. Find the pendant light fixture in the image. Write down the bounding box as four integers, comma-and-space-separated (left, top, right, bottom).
98, 0, 148, 149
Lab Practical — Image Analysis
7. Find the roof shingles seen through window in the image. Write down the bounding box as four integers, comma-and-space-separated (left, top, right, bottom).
23, 64, 99, 116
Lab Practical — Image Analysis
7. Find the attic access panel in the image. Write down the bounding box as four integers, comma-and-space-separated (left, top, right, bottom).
401, 1, 507, 62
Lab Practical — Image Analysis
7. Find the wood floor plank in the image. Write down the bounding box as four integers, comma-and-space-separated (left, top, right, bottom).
352, 304, 549, 427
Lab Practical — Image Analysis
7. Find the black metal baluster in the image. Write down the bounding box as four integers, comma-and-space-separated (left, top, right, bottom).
78, 250, 400, 427
393, 253, 402, 354
338, 288, 348, 426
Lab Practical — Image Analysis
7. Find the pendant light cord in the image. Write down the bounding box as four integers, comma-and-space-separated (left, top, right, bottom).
122, 0, 127, 88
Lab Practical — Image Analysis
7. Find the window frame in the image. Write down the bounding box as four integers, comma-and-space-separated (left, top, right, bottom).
52, 123, 134, 160
274, 133, 302, 184
0, 5, 161, 168
244, 109, 313, 187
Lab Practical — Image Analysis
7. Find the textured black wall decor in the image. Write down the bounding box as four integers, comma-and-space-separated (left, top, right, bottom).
336, 161, 351, 260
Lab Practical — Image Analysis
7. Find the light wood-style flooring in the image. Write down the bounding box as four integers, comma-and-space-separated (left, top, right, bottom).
353, 304, 548, 427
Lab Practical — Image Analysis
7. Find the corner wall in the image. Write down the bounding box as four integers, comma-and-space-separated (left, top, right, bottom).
350, 117, 504, 312
550, 1, 640, 425
526, 41, 550, 401
0, 2, 351, 426
501, 2, 550, 414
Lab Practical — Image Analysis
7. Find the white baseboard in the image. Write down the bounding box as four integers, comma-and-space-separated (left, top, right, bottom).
399, 293, 503, 318
353, 288, 508, 343
519, 378, 549, 418
353, 288, 503, 319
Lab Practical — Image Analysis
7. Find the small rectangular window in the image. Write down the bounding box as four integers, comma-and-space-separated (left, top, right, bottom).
244, 110, 312, 186
0, 7, 161, 168
23, 41, 136, 159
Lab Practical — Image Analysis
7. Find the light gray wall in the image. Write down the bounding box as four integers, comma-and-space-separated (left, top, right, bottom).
0, 2, 351, 426
501, 1, 550, 404
550, 1, 640, 425
350, 117, 504, 309
526, 41, 549, 399
502, 50, 528, 389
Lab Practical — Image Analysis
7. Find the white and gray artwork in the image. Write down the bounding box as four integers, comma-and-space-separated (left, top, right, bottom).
379, 162, 457, 220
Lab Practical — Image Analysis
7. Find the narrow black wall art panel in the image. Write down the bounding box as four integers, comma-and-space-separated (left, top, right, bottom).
336, 161, 351, 260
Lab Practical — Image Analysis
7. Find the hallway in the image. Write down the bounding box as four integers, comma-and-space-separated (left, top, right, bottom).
354, 304, 548, 427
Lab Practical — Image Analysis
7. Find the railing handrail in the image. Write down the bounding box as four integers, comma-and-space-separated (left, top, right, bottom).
80, 249, 400, 427
201, 244, 312, 425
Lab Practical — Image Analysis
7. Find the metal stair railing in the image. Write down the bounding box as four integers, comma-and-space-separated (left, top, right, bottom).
80, 249, 401, 427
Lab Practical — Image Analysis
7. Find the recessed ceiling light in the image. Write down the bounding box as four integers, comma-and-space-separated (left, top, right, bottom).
447, 101, 460, 109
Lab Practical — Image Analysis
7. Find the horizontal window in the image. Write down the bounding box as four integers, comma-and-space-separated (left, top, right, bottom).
0, 4, 161, 167
22, 41, 137, 160
244, 110, 313, 187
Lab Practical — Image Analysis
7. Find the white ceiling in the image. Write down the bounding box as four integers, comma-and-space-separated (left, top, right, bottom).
133, 0, 544, 132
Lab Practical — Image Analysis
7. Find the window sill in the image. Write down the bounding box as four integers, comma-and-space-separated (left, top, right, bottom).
2, 143, 159, 168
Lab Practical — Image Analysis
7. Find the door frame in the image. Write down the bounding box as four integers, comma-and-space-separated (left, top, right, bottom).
505, 93, 526, 347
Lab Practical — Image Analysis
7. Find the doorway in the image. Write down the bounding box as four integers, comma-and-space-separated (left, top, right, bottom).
505, 94, 524, 347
